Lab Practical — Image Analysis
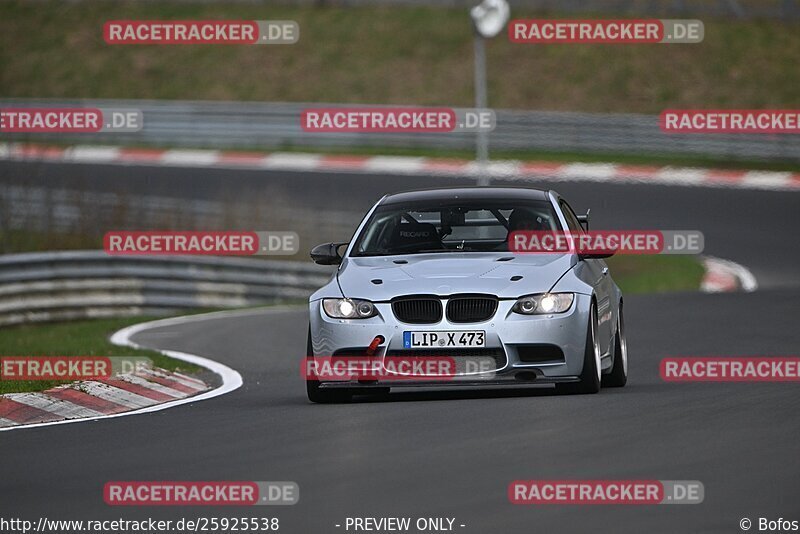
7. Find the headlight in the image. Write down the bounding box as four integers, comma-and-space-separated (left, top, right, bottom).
512, 293, 574, 315
322, 298, 378, 319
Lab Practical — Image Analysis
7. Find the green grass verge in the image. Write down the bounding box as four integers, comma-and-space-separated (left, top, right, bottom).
0, 317, 202, 394
606, 254, 706, 294
0, 229, 104, 255
1, 2, 799, 114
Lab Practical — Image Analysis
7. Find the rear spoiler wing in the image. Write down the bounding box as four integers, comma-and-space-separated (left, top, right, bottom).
577, 209, 590, 231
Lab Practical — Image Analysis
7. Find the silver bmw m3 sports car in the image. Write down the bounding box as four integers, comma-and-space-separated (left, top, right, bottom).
306, 187, 628, 403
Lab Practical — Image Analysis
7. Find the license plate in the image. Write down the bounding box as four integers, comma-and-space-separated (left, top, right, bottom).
403, 331, 485, 349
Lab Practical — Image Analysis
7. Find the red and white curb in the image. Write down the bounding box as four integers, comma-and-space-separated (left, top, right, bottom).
0, 369, 208, 429
0, 309, 248, 432
701, 256, 758, 293
1, 143, 798, 192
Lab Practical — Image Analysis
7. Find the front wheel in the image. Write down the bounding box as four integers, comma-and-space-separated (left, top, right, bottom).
602, 304, 628, 388
557, 302, 601, 395
306, 328, 352, 404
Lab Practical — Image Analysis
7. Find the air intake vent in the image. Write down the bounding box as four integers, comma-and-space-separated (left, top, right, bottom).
392, 297, 442, 324
517, 344, 565, 363
446, 296, 498, 323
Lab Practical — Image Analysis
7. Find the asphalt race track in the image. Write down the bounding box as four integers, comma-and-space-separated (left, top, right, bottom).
1, 162, 799, 533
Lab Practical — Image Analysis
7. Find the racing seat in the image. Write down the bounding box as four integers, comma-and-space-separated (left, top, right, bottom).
389, 222, 442, 253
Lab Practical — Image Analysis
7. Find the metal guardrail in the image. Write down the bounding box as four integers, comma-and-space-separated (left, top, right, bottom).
109, 1, 800, 20
327, 0, 800, 19
2, 99, 798, 162
0, 251, 332, 326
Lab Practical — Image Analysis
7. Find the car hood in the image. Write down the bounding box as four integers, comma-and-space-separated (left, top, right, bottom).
337, 252, 575, 300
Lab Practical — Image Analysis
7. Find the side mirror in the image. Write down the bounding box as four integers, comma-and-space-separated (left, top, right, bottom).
577, 209, 590, 231
310, 242, 347, 265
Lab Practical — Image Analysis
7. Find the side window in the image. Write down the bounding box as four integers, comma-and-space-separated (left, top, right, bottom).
559, 200, 584, 233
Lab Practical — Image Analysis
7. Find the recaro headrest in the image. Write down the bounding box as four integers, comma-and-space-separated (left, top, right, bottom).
390, 222, 441, 251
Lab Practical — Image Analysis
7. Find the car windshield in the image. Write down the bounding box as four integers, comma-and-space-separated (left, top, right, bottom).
351, 198, 562, 256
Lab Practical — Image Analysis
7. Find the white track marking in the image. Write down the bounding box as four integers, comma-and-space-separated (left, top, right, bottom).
465, 160, 523, 178
656, 167, 708, 185
740, 171, 793, 190
560, 163, 618, 181
66, 146, 121, 162
365, 156, 426, 174
263, 152, 321, 169
161, 149, 220, 166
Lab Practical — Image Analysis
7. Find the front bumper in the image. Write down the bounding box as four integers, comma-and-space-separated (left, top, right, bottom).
308, 294, 592, 387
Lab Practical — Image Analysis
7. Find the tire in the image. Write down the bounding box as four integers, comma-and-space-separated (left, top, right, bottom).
557, 302, 602, 395
602, 304, 628, 388
306, 327, 352, 404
